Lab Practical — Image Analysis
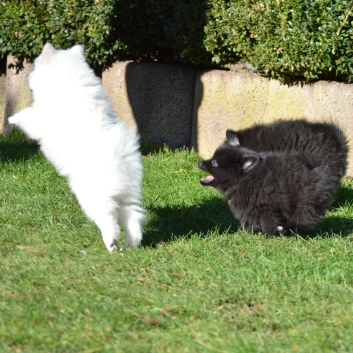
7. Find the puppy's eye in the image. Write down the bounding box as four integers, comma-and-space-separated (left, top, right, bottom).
212, 160, 218, 167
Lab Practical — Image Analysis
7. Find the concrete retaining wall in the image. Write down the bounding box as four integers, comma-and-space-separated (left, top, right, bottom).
102, 61, 196, 148
2, 57, 353, 176
0, 73, 5, 131
193, 67, 353, 174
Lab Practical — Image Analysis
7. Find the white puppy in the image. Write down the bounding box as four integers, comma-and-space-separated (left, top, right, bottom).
9, 43, 145, 252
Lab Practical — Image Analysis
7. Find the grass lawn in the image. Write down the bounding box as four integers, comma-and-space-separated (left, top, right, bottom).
1, 131, 353, 353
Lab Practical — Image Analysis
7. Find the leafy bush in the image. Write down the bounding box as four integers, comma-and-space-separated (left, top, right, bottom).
111, 0, 211, 64
205, 0, 353, 82
1, 0, 353, 81
0, 0, 210, 69
0, 0, 125, 69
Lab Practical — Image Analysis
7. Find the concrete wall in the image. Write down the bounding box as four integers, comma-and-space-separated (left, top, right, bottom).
193, 67, 353, 173
103, 62, 353, 176
2, 57, 353, 175
102, 61, 196, 148
0, 73, 5, 131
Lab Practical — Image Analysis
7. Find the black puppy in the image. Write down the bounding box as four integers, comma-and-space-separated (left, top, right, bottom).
225, 119, 348, 183
199, 144, 336, 235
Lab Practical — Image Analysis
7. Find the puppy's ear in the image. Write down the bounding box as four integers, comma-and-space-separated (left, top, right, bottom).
41, 43, 56, 65
226, 129, 240, 146
71, 45, 85, 56
241, 153, 261, 172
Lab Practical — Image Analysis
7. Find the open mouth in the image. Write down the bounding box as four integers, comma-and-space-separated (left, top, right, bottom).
200, 174, 215, 186
198, 160, 215, 186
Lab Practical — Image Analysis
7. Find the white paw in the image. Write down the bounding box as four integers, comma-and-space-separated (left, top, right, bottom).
277, 226, 284, 232
107, 239, 118, 253
8, 116, 17, 125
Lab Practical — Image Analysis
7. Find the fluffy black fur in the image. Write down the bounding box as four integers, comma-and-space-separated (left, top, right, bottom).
199, 144, 337, 235
225, 119, 348, 183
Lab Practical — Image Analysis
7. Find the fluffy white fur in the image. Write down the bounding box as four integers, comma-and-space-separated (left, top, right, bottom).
9, 43, 145, 252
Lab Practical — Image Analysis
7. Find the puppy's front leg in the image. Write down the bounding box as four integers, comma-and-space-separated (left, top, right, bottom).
8, 108, 41, 140
8, 108, 33, 125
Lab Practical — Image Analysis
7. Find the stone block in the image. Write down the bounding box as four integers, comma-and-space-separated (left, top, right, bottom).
103, 61, 196, 148
5, 55, 33, 131
193, 67, 353, 176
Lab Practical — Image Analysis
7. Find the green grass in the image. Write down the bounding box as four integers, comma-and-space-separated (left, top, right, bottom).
1, 131, 353, 353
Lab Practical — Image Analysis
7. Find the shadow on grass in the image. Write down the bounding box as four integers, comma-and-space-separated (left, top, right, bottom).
332, 186, 353, 208
142, 185, 353, 246
0, 131, 40, 163
310, 185, 353, 238
142, 197, 240, 247
140, 139, 166, 156
311, 216, 353, 238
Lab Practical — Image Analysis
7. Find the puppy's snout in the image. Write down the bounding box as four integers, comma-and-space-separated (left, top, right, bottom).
198, 161, 204, 168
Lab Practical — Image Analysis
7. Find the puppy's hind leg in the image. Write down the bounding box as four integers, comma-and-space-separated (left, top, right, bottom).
91, 202, 121, 253
243, 220, 262, 234
118, 203, 145, 249
71, 181, 121, 252
260, 218, 284, 236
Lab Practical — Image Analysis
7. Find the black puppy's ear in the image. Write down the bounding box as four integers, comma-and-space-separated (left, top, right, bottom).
226, 129, 240, 146
241, 153, 261, 172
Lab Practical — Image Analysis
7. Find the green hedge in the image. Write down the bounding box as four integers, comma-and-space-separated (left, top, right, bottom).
205, 0, 353, 82
0, 0, 125, 69
0, 0, 210, 69
110, 0, 211, 64
1, 0, 353, 82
